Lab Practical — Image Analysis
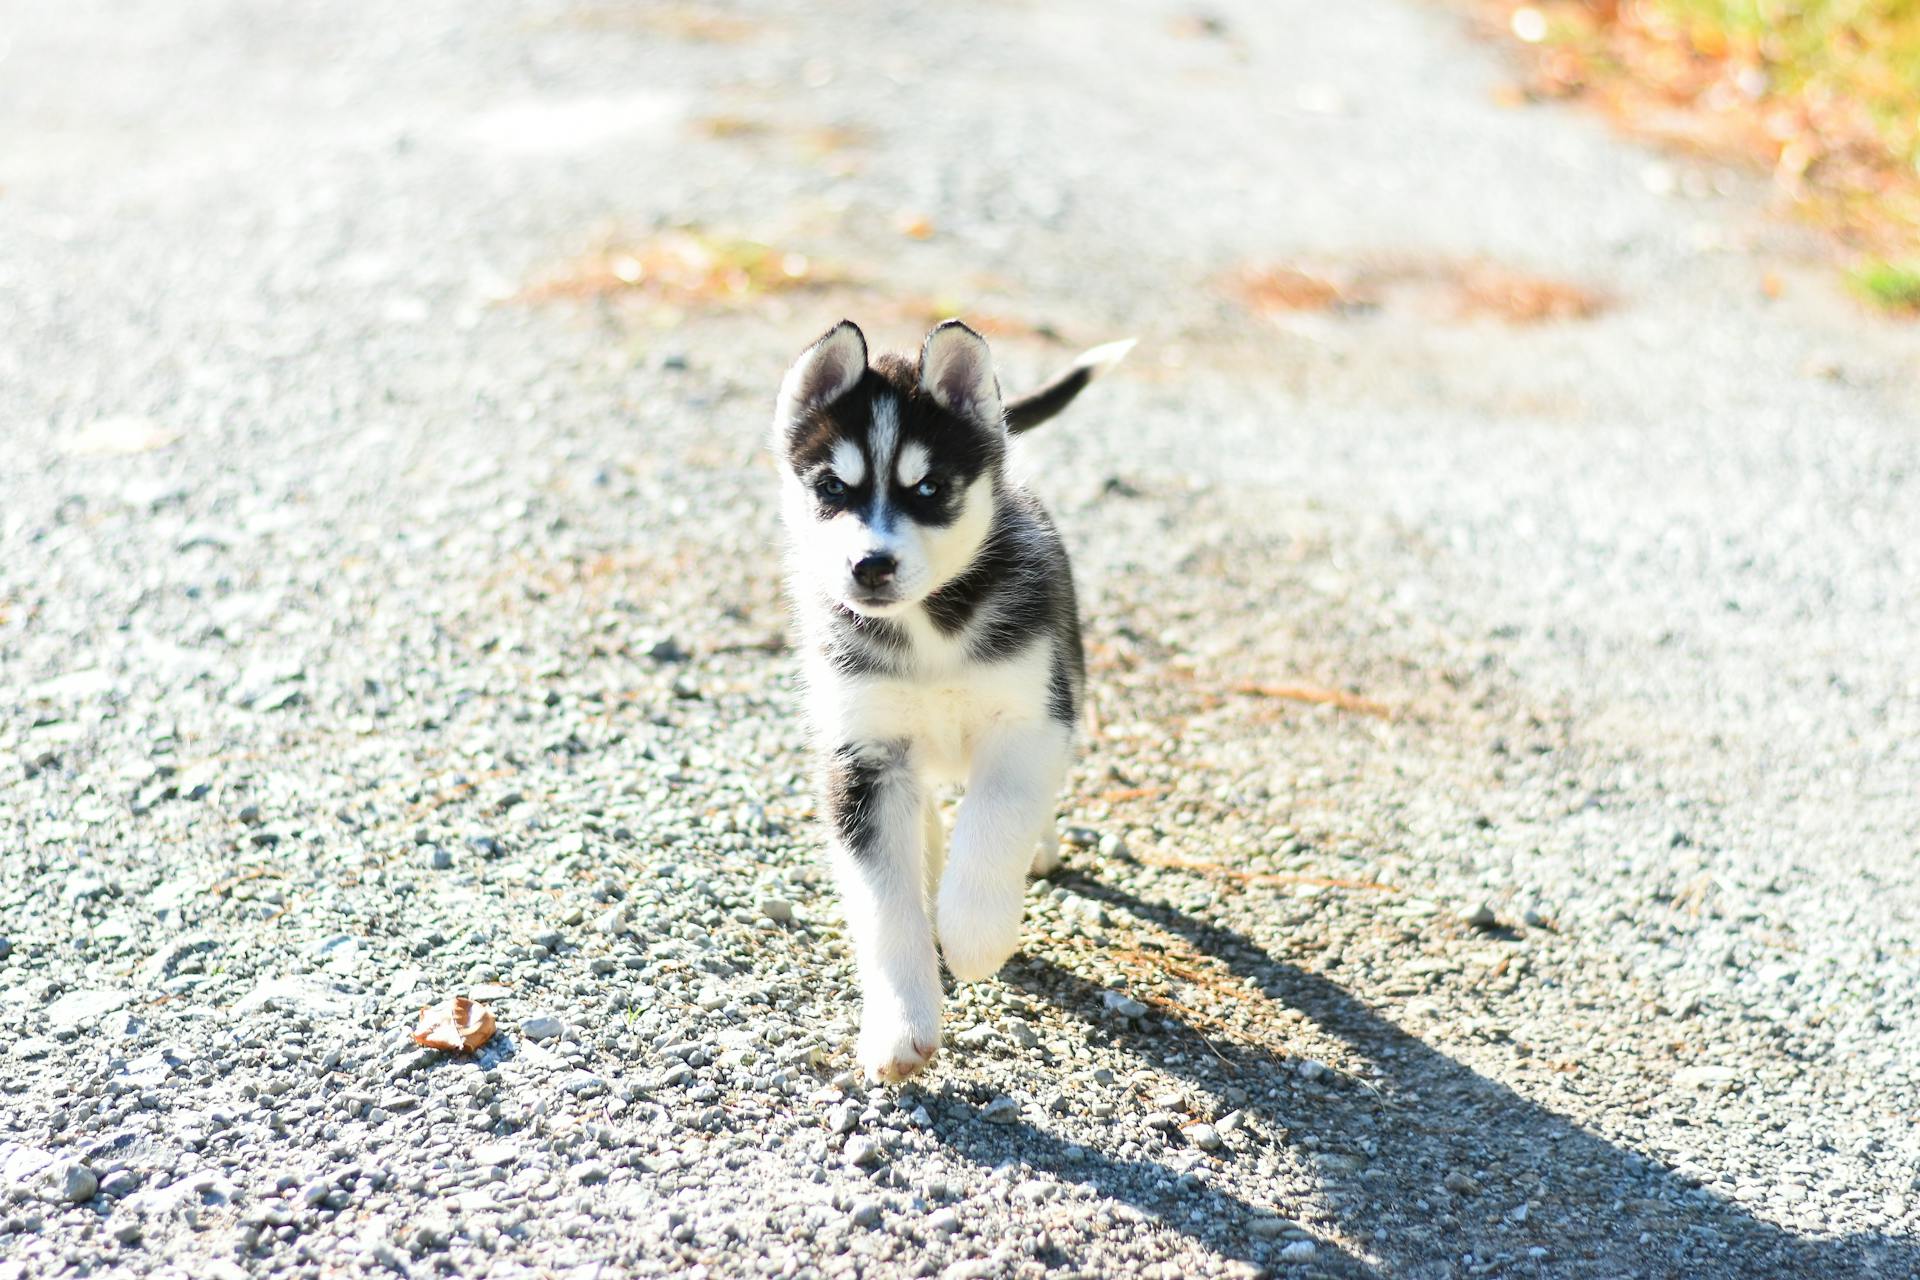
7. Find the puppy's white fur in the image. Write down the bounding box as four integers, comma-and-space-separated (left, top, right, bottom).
774, 319, 1124, 1081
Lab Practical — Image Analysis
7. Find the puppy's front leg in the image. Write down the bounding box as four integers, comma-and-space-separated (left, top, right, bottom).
937, 722, 1071, 982
825, 741, 942, 1082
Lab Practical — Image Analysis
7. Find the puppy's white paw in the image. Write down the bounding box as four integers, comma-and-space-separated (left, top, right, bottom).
858, 999, 941, 1083
938, 871, 1025, 982
1029, 839, 1063, 878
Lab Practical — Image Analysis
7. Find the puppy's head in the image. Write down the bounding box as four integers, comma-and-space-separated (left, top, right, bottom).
773, 319, 1004, 617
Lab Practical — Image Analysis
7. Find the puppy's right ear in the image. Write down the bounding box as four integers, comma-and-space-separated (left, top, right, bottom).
777, 320, 867, 425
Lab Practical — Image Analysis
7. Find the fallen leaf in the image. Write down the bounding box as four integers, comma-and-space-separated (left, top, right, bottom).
1230, 265, 1356, 314
1450, 266, 1606, 323
516, 229, 840, 309
412, 996, 496, 1054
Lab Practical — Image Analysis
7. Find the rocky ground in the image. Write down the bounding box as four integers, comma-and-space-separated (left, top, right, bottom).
2, 1, 1918, 1278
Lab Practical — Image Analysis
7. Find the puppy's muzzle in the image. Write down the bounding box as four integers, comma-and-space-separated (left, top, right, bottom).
851, 553, 898, 591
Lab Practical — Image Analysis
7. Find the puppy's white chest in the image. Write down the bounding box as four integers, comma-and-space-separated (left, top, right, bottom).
810, 635, 1051, 784
904, 677, 1019, 782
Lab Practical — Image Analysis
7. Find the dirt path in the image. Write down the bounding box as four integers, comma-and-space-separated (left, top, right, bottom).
3, 2, 1917, 1278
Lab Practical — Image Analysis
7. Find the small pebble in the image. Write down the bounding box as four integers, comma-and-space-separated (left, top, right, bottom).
43, 1161, 97, 1203
1183, 1123, 1224, 1152
979, 1097, 1019, 1124
97, 1169, 140, 1198
520, 1015, 564, 1041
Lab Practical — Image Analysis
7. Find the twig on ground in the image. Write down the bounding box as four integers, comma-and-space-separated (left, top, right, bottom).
1137, 851, 1400, 894
205, 867, 280, 898
1230, 683, 1392, 718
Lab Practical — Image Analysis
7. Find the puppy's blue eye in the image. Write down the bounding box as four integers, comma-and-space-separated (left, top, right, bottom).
820, 477, 848, 498
915, 479, 940, 499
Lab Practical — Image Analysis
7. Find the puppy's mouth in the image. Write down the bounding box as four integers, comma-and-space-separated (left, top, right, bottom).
841, 590, 911, 617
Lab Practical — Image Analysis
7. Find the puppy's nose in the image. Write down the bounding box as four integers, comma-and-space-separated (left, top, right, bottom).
851, 553, 898, 589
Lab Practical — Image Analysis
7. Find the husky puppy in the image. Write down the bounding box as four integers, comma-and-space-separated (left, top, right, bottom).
772, 319, 1131, 1081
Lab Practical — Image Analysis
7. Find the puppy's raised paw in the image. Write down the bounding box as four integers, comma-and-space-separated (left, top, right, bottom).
938, 872, 1025, 983
859, 1006, 940, 1083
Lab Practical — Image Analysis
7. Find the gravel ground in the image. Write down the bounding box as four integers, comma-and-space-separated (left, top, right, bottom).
3, 1, 1918, 1278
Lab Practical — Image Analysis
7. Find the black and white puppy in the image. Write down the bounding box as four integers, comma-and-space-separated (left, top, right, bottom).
772, 318, 1131, 1081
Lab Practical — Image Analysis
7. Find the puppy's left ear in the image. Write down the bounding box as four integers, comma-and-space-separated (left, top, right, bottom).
919, 320, 1004, 428
778, 320, 868, 424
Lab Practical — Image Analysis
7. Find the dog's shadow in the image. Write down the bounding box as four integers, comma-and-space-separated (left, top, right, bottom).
923, 869, 1919, 1279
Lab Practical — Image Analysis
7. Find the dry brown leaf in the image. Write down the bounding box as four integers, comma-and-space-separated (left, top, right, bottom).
1225, 258, 1603, 325
1230, 265, 1356, 314
1451, 266, 1607, 323
516, 230, 838, 309
412, 996, 496, 1054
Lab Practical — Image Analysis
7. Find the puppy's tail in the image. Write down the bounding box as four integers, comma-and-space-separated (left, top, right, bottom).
1004, 337, 1136, 434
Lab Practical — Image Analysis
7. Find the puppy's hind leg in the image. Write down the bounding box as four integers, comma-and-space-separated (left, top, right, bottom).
938, 722, 1071, 982
826, 742, 942, 1082
1028, 814, 1063, 878
922, 796, 947, 904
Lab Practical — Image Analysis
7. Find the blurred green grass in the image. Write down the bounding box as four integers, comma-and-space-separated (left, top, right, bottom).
1663, 0, 1920, 311
1845, 257, 1920, 309
1661, 0, 1920, 163
1502, 0, 1920, 310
